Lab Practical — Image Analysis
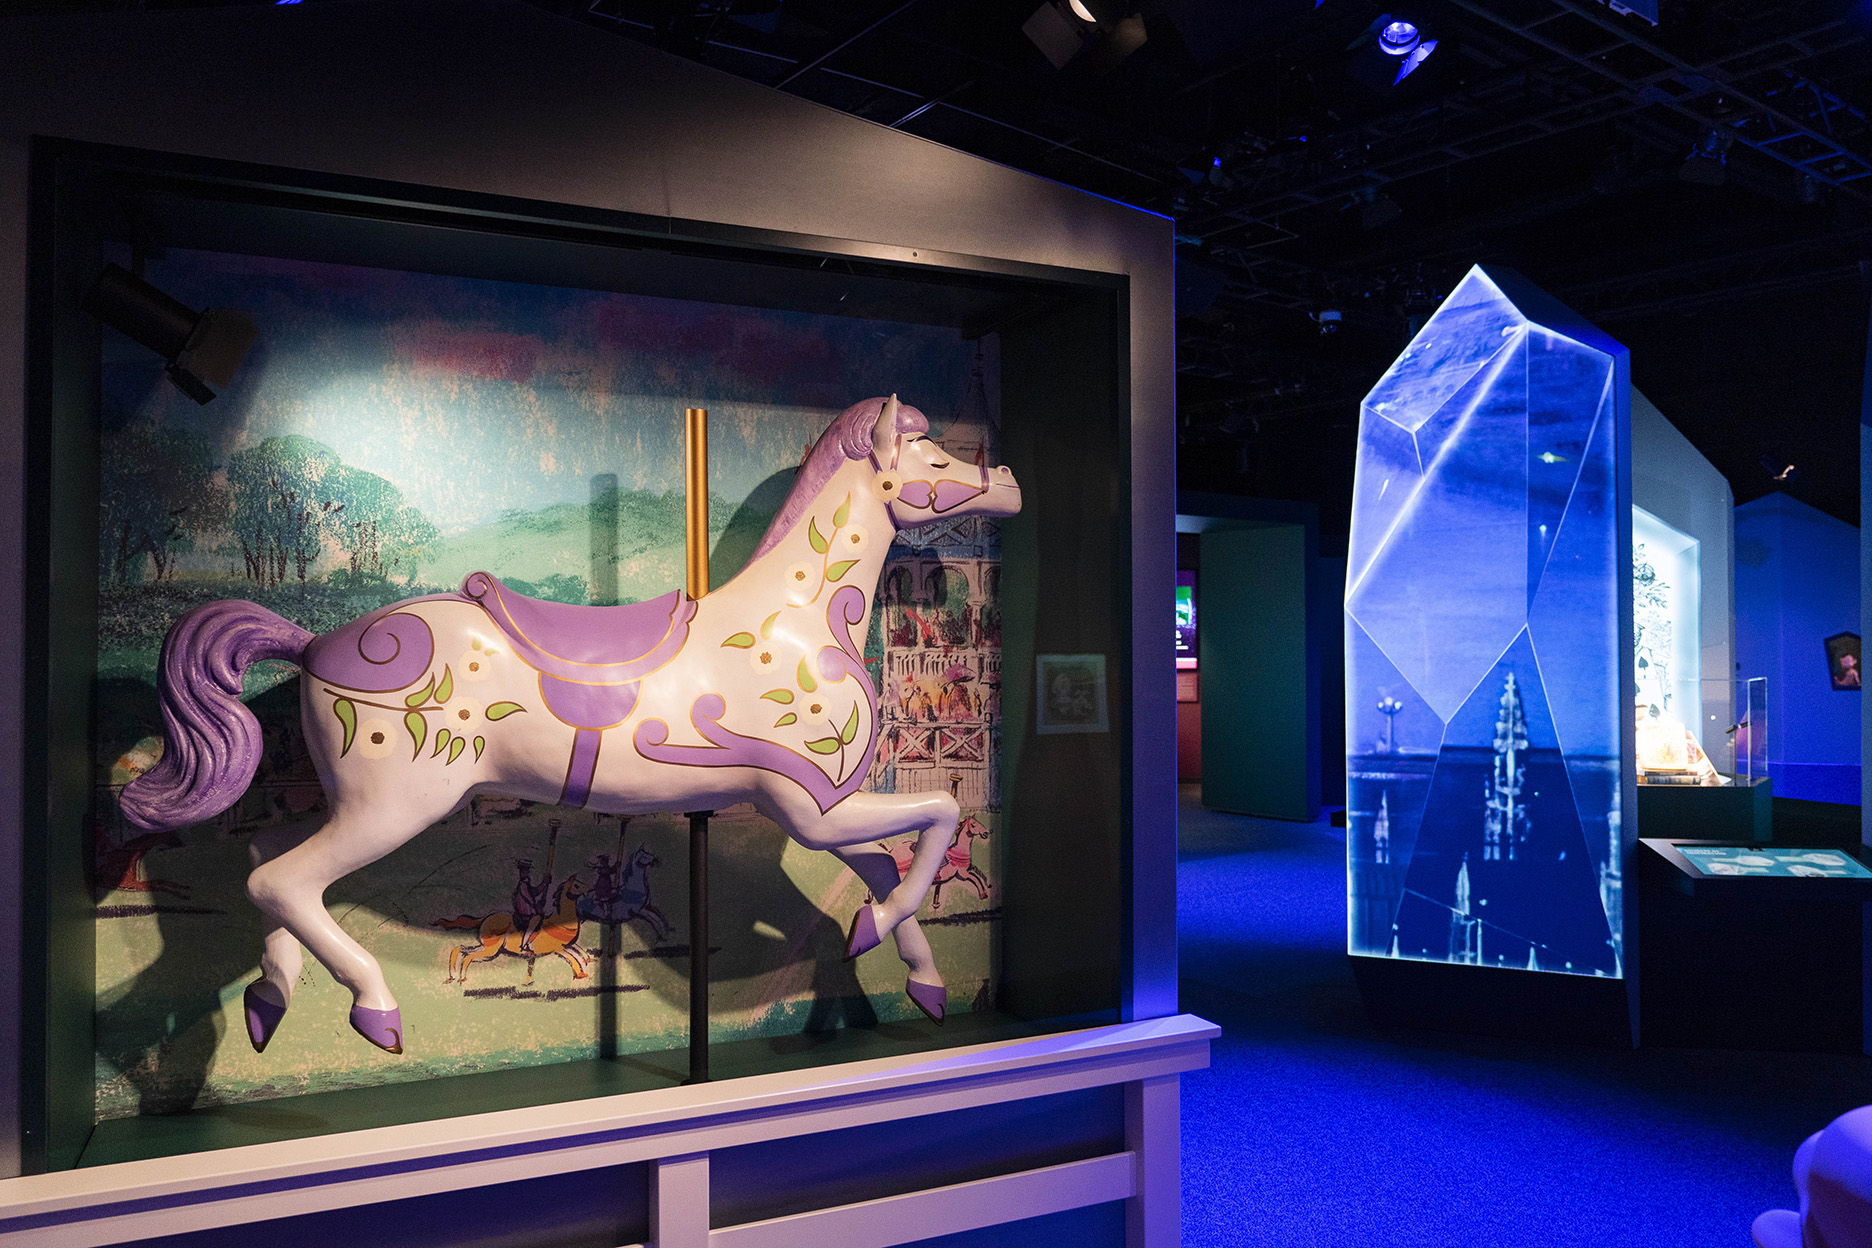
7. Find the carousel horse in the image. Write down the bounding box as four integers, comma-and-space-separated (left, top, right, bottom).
578, 844, 672, 943
120, 396, 1021, 1053
437, 875, 595, 986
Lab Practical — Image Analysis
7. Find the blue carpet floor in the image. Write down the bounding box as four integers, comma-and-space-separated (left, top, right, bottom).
1175, 786, 1870, 1247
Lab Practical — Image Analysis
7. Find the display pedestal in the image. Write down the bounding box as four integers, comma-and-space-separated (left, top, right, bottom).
1638, 840, 1871, 1052
1636, 776, 1772, 843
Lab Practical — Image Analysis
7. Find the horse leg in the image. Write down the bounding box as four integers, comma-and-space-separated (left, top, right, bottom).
832, 842, 942, 1019
767, 791, 958, 1022
240, 824, 316, 1052
246, 808, 438, 1054
642, 903, 671, 943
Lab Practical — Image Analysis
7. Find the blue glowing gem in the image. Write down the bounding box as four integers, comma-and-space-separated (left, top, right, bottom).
1345, 266, 1629, 978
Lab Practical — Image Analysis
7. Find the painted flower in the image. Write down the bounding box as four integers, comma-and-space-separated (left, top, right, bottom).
459, 649, 495, 682
783, 560, 818, 605
875, 474, 901, 502
748, 641, 786, 676
837, 524, 871, 557
357, 717, 397, 759
443, 697, 482, 730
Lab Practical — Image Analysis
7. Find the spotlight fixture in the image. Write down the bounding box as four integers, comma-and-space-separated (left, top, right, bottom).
1312, 309, 1343, 334
1678, 128, 1734, 186
1378, 20, 1420, 55
1022, 0, 1146, 73
1346, 14, 1440, 91
83, 264, 257, 405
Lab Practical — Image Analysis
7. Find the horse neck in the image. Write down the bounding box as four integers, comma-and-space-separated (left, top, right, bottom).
728, 458, 894, 617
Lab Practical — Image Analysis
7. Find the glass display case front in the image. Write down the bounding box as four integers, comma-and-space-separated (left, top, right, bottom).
30, 150, 1134, 1168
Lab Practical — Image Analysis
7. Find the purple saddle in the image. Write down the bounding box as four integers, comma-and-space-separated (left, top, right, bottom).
460, 572, 697, 731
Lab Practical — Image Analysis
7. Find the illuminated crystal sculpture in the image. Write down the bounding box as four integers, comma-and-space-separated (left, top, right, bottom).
1346, 266, 1628, 978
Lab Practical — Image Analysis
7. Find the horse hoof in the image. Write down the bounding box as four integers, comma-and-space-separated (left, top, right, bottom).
349, 1004, 404, 1054
844, 905, 881, 960
907, 978, 946, 1025
243, 983, 288, 1053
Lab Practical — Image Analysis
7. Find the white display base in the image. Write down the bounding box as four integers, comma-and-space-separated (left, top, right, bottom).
0, 1015, 1216, 1248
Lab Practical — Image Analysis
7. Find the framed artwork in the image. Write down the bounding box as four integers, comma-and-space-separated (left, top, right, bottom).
1175, 570, 1197, 670
1826, 632, 1862, 691
1036, 653, 1109, 735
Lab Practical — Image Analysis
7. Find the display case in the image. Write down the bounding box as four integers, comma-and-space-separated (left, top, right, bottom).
0, 4, 1190, 1241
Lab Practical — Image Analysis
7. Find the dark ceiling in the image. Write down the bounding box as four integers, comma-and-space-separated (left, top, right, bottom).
574, 0, 1872, 538
26, 0, 1872, 534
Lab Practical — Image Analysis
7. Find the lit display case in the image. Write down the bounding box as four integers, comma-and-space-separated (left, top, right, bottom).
1346, 266, 1629, 986
0, 7, 1183, 1218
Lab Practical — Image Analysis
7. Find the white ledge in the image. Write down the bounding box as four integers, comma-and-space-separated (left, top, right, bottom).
0, 1014, 1217, 1246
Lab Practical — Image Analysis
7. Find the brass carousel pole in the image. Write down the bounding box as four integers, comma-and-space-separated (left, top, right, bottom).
683, 407, 712, 1085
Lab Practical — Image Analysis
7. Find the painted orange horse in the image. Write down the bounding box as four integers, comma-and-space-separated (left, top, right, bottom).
437, 876, 593, 985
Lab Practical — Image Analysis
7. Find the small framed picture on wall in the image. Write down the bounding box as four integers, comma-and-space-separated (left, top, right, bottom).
1826, 632, 1862, 691
1036, 653, 1109, 734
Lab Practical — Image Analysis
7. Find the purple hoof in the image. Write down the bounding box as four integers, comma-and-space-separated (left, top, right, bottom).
243, 984, 288, 1053
845, 905, 882, 960
349, 1004, 404, 1054
907, 978, 946, 1025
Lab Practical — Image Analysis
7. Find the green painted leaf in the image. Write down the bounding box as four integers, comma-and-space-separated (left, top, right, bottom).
804, 735, 842, 755
473, 735, 486, 762
472, 636, 482, 651
832, 493, 850, 528
404, 711, 427, 759
760, 611, 780, 640
796, 657, 817, 692
808, 517, 829, 554
826, 559, 859, 582
774, 713, 798, 727
332, 698, 357, 756
486, 701, 527, 721
405, 674, 435, 708
448, 736, 466, 765
433, 727, 451, 758
436, 665, 454, 704
840, 702, 861, 745
761, 689, 794, 704
721, 632, 757, 649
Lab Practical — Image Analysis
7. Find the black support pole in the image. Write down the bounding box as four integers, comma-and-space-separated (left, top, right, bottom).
685, 809, 711, 1084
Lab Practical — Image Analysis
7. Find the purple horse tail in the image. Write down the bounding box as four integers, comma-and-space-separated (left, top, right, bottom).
121, 600, 314, 833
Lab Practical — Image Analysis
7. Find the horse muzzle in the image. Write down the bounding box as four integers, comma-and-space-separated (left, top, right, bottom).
982, 464, 1022, 517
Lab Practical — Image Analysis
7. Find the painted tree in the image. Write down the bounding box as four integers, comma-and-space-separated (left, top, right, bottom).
99, 421, 229, 584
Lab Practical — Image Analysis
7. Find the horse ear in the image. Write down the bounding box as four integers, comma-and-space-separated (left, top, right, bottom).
873, 394, 898, 465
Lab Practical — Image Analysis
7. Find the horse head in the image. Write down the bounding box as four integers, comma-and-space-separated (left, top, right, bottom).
865, 394, 1021, 530
630, 845, 660, 870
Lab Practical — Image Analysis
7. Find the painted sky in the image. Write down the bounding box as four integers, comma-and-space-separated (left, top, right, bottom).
101, 249, 991, 534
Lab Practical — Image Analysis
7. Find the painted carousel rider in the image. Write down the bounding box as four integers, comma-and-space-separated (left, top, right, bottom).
586, 852, 621, 922
512, 858, 551, 953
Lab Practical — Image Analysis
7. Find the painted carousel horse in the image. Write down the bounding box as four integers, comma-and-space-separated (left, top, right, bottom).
578, 845, 672, 943
437, 875, 595, 986
121, 396, 1020, 1054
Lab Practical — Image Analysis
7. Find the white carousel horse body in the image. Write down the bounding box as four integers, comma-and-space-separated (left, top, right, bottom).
126, 395, 1020, 1053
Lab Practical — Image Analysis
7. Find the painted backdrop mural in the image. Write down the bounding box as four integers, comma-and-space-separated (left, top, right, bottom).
94, 249, 1003, 1119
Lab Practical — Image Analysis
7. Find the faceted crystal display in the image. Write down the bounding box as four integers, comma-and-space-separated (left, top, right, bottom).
1346, 267, 1626, 978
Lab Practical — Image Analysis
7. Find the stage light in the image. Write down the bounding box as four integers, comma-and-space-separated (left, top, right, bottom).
83, 264, 257, 405
1067, 0, 1096, 22
1379, 20, 1419, 55
1313, 309, 1343, 334
1678, 128, 1733, 186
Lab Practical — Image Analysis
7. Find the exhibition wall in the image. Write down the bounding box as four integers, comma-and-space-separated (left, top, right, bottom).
1736, 492, 1863, 805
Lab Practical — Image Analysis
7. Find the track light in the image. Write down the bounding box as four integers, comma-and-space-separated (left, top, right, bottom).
1378, 20, 1419, 55
1678, 128, 1734, 186
1023, 0, 1145, 73
83, 264, 257, 405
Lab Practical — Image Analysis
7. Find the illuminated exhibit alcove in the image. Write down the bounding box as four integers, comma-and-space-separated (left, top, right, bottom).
1344, 267, 1739, 1039
1, 5, 1197, 1242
